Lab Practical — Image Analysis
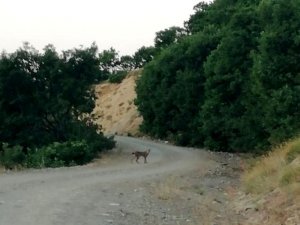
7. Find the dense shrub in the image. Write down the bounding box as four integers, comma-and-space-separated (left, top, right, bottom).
65, 119, 116, 154
26, 141, 92, 168
108, 71, 127, 83
0, 144, 26, 169
0, 134, 115, 169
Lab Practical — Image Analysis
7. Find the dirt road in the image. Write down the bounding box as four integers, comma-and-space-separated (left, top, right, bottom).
0, 136, 242, 225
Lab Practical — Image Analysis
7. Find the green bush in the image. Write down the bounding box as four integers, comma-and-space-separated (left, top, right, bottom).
172, 133, 192, 146
108, 71, 127, 83
26, 141, 92, 168
0, 144, 26, 169
0, 121, 116, 169
66, 120, 116, 154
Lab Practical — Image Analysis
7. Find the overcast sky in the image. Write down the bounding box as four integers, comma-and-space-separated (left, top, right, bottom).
0, 0, 210, 55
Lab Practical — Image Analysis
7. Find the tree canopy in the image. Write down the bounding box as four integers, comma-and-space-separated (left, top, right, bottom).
0, 43, 115, 166
135, 0, 300, 153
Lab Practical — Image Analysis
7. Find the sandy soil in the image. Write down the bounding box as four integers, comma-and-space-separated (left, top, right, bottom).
93, 71, 142, 136
0, 136, 244, 225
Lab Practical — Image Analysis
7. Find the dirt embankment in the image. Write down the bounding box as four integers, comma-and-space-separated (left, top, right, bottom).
92, 70, 142, 136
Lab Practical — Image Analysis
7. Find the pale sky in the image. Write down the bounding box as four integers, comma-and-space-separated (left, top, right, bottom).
0, 0, 208, 56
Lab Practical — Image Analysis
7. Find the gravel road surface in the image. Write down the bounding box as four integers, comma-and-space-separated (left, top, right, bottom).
0, 136, 242, 225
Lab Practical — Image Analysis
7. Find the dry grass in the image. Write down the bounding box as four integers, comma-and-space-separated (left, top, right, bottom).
242, 137, 300, 225
87, 145, 125, 167
154, 176, 181, 200
193, 197, 240, 225
243, 138, 300, 194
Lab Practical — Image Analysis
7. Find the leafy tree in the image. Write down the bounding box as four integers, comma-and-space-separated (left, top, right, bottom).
0, 44, 44, 149
154, 26, 187, 49
98, 51, 135, 82
135, 28, 220, 145
134, 0, 300, 153
184, 1, 210, 34
0, 43, 114, 153
119, 55, 135, 71
250, 0, 300, 147
133, 46, 157, 68
98, 47, 120, 79
185, 0, 236, 34
200, 3, 261, 152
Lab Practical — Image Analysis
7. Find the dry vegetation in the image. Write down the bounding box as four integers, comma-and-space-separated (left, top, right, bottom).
154, 176, 182, 201
240, 138, 300, 225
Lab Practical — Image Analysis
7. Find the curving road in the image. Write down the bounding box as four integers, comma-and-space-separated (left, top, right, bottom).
0, 136, 216, 225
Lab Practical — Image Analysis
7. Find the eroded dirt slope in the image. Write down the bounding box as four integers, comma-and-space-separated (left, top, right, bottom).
93, 70, 142, 136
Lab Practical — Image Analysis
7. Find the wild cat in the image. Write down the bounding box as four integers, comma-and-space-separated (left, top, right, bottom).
131, 149, 151, 163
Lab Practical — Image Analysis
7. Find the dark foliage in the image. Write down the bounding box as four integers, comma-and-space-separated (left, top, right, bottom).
0, 43, 115, 167
135, 0, 300, 153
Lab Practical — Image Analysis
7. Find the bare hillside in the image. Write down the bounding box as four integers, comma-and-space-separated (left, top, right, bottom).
93, 70, 142, 136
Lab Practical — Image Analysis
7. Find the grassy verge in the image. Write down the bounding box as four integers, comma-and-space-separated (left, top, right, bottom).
0, 137, 115, 169
242, 138, 300, 224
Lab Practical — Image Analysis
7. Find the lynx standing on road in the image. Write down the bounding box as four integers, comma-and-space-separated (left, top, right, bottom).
131, 149, 151, 163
